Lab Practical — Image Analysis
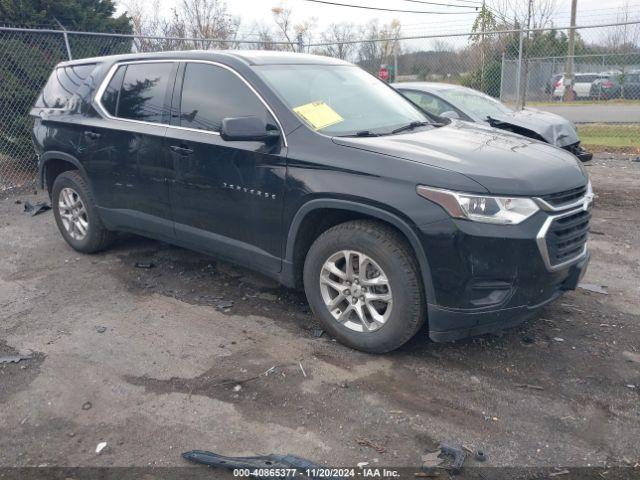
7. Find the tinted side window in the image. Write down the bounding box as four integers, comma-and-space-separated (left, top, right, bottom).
36, 63, 97, 108
180, 63, 270, 132
100, 66, 125, 116
118, 63, 173, 124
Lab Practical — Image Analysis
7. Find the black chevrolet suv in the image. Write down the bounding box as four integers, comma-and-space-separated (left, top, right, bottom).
32, 51, 593, 353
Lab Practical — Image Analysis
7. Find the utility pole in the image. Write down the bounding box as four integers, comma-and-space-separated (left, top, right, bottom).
393, 35, 399, 83
518, 0, 533, 110
515, 27, 524, 107
563, 0, 578, 102
297, 32, 304, 53
480, 0, 486, 92
54, 17, 72, 60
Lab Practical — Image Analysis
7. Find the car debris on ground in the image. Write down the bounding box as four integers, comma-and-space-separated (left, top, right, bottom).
0, 354, 32, 364
182, 450, 344, 479
578, 283, 609, 295
515, 383, 545, 390
215, 300, 234, 310
22, 201, 51, 216
622, 351, 640, 364
549, 469, 570, 477
474, 450, 487, 462
354, 436, 387, 453
310, 327, 324, 338
134, 262, 154, 269
95, 442, 107, 454
421, 443, 468, 475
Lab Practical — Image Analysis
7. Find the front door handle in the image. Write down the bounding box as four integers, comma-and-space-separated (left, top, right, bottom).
169, 145, 194, 155
84, 130, 101, 140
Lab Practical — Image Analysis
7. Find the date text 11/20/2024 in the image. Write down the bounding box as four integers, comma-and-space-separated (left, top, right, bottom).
232, 468, 401, 477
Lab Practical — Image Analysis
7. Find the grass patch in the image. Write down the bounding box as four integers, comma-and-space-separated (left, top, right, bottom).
577, 123, 640, 152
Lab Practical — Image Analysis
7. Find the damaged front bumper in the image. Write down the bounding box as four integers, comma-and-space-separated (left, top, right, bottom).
418, 200, 591, 342
563, 142, 593, 162
427, 253, 590, 342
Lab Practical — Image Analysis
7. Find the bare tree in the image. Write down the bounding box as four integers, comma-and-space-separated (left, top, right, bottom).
489, 0, 558, 29
271, 4, 315, 52
123, 0, 239, 50
603, 1, 640, 97
171, 0, 240, 49
122, 0, 168, 51
271, 5, 296, 51
356, 19, 402, 74
314, 22, 357, 60
241, 21, 283, 50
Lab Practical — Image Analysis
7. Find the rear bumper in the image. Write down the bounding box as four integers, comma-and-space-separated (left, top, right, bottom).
428, 252, 590, 342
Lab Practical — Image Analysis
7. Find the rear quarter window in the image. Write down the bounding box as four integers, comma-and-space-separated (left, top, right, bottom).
99, 62, 174, 124
35, 63, 97, 109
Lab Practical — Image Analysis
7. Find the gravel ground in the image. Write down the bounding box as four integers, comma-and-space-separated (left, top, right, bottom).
0, 154, 639, 477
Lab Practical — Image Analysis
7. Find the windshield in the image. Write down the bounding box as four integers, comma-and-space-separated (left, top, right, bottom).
255, 65, 431, 136
438, 88, 512, 119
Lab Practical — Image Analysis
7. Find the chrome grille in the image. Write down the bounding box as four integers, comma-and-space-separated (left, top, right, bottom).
540, 185, 587, 208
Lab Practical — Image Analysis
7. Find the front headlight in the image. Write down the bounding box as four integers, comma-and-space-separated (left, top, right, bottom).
417, 186, 540, 225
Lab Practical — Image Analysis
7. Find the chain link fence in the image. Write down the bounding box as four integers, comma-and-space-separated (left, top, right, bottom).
2, 22, 639, 192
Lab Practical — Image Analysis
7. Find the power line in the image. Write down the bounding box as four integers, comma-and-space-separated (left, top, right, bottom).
301, 0, 479, 14
400, 5, 640, 29
396, 0, 480, 8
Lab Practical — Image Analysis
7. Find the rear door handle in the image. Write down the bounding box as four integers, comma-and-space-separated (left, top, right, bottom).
84, 130, 101, 140
169, 145, 194, 155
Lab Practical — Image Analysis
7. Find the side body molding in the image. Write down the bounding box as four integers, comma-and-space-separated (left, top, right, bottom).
281, 198, 436, 302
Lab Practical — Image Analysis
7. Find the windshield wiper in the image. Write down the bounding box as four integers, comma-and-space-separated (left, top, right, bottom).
342, 130, 380, 137
390, 121, 432, 135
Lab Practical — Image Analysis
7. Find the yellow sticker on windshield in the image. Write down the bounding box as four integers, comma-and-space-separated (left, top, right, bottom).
293, 101, 344, 130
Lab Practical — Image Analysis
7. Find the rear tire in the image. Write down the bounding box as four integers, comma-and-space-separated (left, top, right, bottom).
303, 220, 426, 353
52, 170, 114, 253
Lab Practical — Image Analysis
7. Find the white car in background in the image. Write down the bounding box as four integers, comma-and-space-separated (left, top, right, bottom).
393, 82, 593, 162
552, 73, 606, 99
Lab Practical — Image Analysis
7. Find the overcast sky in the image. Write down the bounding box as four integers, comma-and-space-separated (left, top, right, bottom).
116, 0, 639, 39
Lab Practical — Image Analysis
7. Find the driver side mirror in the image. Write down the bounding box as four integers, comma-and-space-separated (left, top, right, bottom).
439, 110, 460, 119
221, 116, 280, 142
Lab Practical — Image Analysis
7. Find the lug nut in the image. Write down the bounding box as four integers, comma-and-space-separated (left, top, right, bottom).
360, 296, 365, 301
351, 297, 358, 304
343, 289, 351, 296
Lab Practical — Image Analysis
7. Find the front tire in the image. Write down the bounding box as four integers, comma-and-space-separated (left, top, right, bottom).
52, 170, 114, 253
303, 220, 426, 353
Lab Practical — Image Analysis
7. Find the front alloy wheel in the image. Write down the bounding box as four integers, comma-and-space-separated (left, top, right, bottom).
320, 250, 392, 332
303, 220, 426, 353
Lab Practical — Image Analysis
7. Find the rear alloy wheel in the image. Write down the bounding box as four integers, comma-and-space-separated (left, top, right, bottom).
58, 187, 89, 241
304, 220, 426, 353
52, 170, 114, 253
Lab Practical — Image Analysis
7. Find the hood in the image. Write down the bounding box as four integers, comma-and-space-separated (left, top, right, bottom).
487, 108, 579, 148
332, 121, 587, 196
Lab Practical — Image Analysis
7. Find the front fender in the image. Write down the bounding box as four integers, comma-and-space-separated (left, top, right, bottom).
281, 198, 436, 302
